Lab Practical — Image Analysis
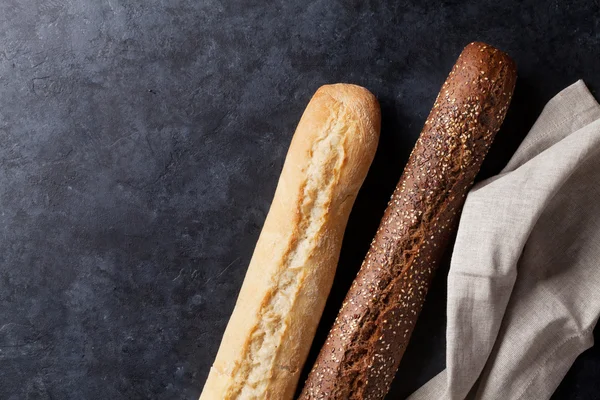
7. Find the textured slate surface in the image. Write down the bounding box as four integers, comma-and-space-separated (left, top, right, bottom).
0, 0, 599, 399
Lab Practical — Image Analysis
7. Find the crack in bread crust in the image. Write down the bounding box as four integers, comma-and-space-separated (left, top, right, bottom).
228, 101, 349, 399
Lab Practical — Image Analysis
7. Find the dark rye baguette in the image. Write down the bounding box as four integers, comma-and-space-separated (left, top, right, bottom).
299, 42, 517, 400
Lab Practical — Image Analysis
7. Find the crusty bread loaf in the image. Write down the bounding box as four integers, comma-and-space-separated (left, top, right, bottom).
299, 42, 517, 400
200, 84, 380, 400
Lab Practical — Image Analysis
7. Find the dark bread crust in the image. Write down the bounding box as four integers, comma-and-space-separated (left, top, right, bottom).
299, 42, 517, 400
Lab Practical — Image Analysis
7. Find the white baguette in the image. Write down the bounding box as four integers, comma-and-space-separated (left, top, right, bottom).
200, 84, 380, 400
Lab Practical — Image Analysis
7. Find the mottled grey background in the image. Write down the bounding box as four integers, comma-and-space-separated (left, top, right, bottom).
0, 0, 599, 399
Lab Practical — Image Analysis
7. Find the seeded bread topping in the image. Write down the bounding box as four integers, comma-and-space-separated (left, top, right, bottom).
299, 42, 517, 400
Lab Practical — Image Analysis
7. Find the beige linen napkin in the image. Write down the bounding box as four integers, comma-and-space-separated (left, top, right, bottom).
409, 80, 600, 400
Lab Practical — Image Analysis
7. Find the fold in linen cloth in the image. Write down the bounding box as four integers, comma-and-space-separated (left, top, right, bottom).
409, 80, 600, 400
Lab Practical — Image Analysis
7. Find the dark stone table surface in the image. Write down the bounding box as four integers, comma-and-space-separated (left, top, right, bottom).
1, 0, 599, 399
